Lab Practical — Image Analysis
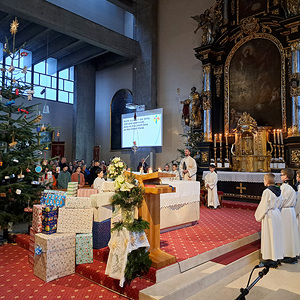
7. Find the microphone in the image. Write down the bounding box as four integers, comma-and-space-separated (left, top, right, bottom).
255, 260, 278, 269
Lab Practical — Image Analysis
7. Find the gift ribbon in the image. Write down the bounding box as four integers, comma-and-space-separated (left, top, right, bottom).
35, 244, 74, 256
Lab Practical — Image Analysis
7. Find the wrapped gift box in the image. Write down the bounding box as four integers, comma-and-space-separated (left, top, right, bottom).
43, 194, 66, 207
93, 220, 111, 249
77, 188, 98, 197
67, 182, 78, 196
42, 206, 58, 235
90, 192, 113, 208
28, 252, 34, 269
30, 227, 37, 242
101, 181, 115, 192
93, 206, 112, 223
57, 207, 93, 233
65, 197, 92, 209
32, 205, 45, 232
76, 233, 93, 264
34, 232, 75, 282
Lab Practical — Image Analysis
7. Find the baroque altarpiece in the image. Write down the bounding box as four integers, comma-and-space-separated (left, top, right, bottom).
193, 0, 300, 173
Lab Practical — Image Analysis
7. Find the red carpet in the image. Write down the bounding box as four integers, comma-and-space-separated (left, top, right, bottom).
4, 204, 261, 299
0, 244, 127, 299
160, 206, 260, 261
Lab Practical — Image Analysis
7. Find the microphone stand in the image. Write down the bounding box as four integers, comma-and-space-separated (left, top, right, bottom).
235, 266, 270, 300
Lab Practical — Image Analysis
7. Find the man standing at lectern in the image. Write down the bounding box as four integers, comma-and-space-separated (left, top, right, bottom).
179, 148, 197, 181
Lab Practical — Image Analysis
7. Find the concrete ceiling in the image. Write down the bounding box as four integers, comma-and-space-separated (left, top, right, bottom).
0, 0, 139, 72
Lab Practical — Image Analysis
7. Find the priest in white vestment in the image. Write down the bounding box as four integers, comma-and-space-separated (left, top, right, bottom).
255, 173, 283, 261
205, 164, 219, 209
179, 148, 197, 181
280, 169, 300, 261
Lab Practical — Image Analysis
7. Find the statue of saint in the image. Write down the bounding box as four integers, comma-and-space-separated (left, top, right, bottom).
189, 87, 202, 129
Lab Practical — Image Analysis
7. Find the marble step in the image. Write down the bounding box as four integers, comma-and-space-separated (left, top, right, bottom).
139, 249, 260, 300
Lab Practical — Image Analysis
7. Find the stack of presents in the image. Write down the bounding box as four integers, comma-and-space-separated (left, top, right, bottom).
29, 181, 115, 282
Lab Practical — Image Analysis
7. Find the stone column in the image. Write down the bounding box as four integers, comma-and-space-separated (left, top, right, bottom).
291, 42, 300, 136
203, 64, 212, 142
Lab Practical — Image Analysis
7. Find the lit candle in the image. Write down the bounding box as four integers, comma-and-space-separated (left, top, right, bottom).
148, 167, 153, 173
158, 167, 162, 172
273, 129, 276, 144
277, 129, 280, 144
280, 130, 283, 144
214, 134, 217, 147
225, 133, 228, 146
140, 167, 143, 174
219, 134, 222, 147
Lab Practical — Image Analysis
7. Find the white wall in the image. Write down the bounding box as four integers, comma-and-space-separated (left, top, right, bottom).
156, 0, 214, 167
94, 0, 214, 169
95, 62, 133, 165
28, 97, 73, 161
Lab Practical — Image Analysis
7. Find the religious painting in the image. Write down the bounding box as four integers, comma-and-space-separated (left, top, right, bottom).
110, 89, 133, 151
228, 38, 281, 132
39, 131, 53, 149
238, 0, 268, 22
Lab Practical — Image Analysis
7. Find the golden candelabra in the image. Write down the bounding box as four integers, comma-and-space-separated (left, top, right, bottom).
274, 143, 277, 158
220, 147, 223, 164
214, 147, 217, 165
226, 145, 229, 161
281, 145, 285, 162
277, 144, 281, 158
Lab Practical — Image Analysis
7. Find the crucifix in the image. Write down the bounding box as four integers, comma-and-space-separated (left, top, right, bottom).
236, 183, 246, 194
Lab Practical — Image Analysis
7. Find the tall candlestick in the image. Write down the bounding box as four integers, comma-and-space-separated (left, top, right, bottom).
280, 130, 283, 144
225, 133, 228, 146
277, 129, 280, 144
214, 134, 217, 147
273, 129, 276, 144
219, 134, 222, 147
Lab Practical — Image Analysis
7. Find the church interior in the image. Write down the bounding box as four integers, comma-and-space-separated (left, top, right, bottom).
1, 0, 300, 299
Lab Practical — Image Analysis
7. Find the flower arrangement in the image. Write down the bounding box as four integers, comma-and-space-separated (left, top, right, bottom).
112, 173, 144, 210
107, 157, 126, 180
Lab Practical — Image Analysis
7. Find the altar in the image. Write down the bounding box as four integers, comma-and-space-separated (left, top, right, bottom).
160, 179, 200, 230
202, 171, 281, 202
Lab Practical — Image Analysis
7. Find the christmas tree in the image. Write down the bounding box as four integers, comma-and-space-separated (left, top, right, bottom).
0, 18, 53, 233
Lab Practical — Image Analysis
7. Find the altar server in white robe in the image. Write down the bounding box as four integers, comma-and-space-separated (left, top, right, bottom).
280, 168, 300, 262
171, 163, 180, 180
179, 148, 197, 181
205, 164, 220, 209
255, 173, 283, 261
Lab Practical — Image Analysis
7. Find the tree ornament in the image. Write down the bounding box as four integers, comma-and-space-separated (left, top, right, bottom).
26, 168, 31, 172
35, 165, 42, 173
20, 51, 28, 56
5, 99, 15, 106
16, 189, 21, 195
34, 114, 43, 123
10, 18, 19, 35
15, 88, 19, 95
21, 66, 27, 74
8, 65, 15, 73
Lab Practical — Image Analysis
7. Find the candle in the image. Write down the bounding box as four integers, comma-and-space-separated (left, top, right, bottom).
148, 167, 153, 173
158, 167, 162, 172
140, 167, 143, 174
219, 134, 222, 147
225, 133, 228, 146
277, 129, 280, 144
273, 129, 276, 144
280, 130, 283, 144
214, 134, 217, 147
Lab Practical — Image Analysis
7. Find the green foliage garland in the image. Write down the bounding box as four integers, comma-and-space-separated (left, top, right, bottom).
125, 247, 152, 282
111, 217, 149, 233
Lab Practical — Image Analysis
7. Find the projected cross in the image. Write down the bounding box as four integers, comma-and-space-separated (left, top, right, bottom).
154, 115, 160, 123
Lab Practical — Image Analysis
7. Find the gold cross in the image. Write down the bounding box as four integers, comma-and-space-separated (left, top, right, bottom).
236, 183, 246, 194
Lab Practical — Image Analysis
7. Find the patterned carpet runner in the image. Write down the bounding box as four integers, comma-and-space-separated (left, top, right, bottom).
7, 204, 261, 299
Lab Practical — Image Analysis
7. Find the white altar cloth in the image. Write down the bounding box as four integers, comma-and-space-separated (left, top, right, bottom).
160, 179, 200, 230
160, 179, 200, 208
202, 171, 281, 183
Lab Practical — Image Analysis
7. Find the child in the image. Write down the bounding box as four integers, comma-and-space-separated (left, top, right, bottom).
93, 168, 105, 191
204, 164, 219, 209
255, 173, 283, 262
280, 168, 300, 263
171, 163, 180, 180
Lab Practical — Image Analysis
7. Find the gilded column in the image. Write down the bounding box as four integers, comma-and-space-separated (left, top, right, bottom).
291, 42, 300, 136
203, 64, 212, 142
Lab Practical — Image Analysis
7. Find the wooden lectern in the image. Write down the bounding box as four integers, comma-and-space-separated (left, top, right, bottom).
127, 171, 177, 269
